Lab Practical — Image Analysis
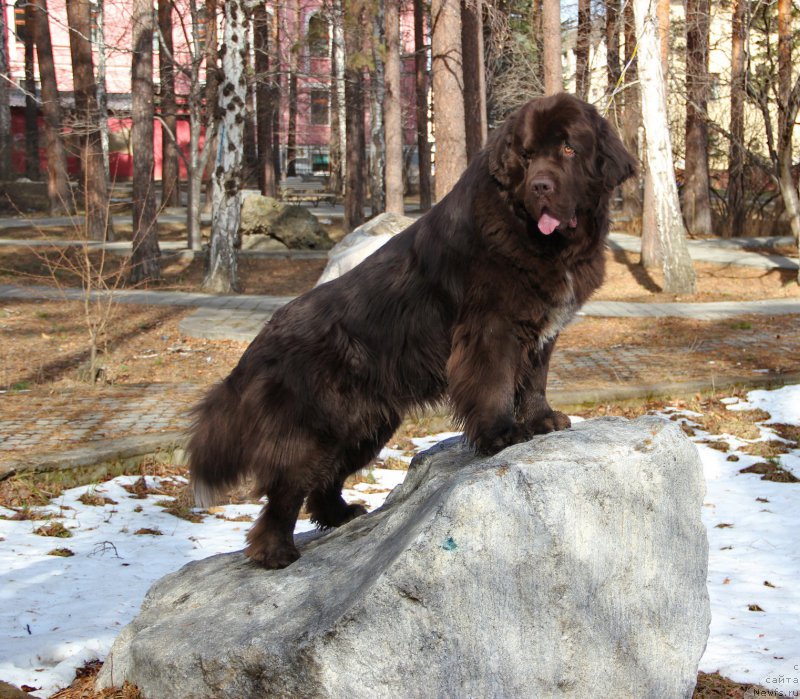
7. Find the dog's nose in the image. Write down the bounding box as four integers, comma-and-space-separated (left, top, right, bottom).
531, 177, 555, 196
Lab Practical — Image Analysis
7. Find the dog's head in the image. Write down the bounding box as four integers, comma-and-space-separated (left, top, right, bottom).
489, 93, 637, 236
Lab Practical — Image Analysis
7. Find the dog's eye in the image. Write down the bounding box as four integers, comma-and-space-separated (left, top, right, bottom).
562, 142, 576, 157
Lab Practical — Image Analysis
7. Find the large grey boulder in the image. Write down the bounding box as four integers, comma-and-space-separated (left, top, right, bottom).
96, 417, 710, 699
240, 194, 333, 250
316, 211, 415, 285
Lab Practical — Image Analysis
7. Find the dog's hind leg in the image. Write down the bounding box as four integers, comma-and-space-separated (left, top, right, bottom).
245, 478, 305, 569
307, 418, 399, 529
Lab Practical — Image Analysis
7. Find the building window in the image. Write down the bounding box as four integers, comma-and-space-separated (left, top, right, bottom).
310, 90, 329, 126
307, 13, 329, 58
14, 0, 27, 43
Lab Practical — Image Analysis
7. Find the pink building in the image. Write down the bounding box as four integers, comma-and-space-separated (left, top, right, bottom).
3, 0, 422, 181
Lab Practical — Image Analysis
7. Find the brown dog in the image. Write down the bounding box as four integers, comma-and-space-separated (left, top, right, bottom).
188, 93, 636, 568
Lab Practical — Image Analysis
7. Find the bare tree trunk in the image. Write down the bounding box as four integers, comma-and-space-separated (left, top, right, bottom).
640, 0, 670, 267
254, 4, 276, 197
462, 0, 486, 162
777, 0, 791, 110
66, 0, 112, 241
343, 2, 365, 231
431, 0, 467, 201
542, 0, 562, 95
95, 0, 109, 179
414, 0, 431, 210
202, 0, 219, 212
531, 0, 544, 89
205, 0, 249, 294
621, 0, 642, 228
575, 0, 590, 100
384, 0, 404, 214
369, 5, 386, 215
683, 0, 712, 236
130, 0, 160, 284
329, 0, 346, 196
634, 0, 696, 294
0, 0, 11, 179
23, 3, 40, 180
606, 0, 621, 119
726, 0, 746, 238
31, 0, 71, 212
159, 0, 180, 207
286, 0, 300, 178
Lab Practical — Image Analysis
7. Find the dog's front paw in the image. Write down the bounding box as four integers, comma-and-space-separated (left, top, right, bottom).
526, 409, 571, 435
474, 422, 530, 456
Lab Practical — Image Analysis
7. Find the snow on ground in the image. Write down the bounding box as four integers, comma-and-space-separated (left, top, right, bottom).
0, 387, 798, 697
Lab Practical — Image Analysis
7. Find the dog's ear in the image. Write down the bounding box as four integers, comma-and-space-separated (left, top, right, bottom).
596, 117, 637, 191
488, 111, 525, 189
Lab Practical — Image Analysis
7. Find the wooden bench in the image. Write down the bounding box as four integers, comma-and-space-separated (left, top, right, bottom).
279, 177, 337, 206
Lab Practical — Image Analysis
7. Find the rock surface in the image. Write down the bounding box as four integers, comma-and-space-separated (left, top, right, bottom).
316, 211, 415, 285
96, 417, 710, 699
240, 195, 333, 250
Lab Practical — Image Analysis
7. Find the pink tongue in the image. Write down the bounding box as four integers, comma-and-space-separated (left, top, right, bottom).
538, 212, 560, 235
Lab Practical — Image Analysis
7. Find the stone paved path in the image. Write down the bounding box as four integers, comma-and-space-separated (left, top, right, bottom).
1, 230, 799, 476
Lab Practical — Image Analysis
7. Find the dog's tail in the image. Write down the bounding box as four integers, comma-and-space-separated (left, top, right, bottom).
187, 379, 249, 509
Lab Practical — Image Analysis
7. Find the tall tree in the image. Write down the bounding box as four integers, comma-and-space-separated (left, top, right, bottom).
94, 0, 109, 176
462, 0, 487, 161
205, 0, 249, 293
329, 0, 347, 197
130, 0, 160, 283
368, 4, 386, 215
286, 0, 300, 177
431, 0, 467, 200
384, 0, 404, 214
31, 0, 71, 212
726, 0, 746, 237
542, 0, 561, 94
343, 1, 365, 231
159, 0, 180, 207
0, 0, 13, 179
683, 0, 712, 236
575, 0, 590, 100
66, 0, 112, 241
414, 0, 431, 210
633, 0, 696, 293
621, 0, 642, 226
606, 0, 621, 119
254, 3, 276, 197
530, 0, 544, 89
23, 2, 40, 180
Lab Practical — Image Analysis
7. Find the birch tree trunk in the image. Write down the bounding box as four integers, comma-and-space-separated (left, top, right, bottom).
414, 0, 431, 210
330, 0, 346, 196
368, 4, 386, 215
95, 0, 109, 180
633, 0, 696, 294
542, 0, 562, 95
130, 0, 160, 284
204, 0, 249, 294
31, 0, 72, 212
384, 0, 404, 214
431, 0, 467, 201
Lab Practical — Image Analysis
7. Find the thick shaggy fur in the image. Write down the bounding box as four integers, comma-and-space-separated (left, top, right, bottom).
188, 93, 636, 568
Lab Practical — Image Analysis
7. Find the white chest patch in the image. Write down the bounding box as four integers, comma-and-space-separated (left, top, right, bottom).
538, 271, 577, 348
